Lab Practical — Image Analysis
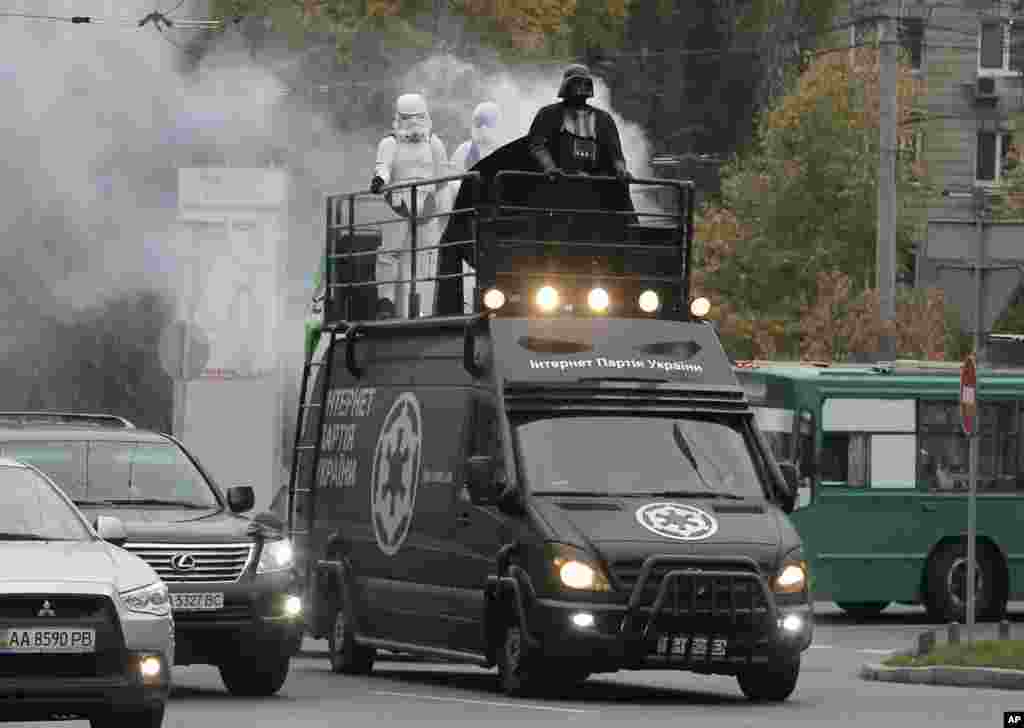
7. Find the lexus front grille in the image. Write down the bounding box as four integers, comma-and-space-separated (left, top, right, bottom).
122, 543, 254, 583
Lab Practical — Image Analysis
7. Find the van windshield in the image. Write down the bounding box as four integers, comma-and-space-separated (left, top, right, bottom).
514, 415, 767, 498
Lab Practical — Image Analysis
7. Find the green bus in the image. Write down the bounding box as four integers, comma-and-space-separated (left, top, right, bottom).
734, 359, 1024, 622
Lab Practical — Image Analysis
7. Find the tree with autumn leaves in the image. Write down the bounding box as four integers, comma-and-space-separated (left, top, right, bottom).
694, 45, 949, 361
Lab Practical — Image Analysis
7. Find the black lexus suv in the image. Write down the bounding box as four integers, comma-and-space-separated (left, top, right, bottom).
0, 412, 304, 696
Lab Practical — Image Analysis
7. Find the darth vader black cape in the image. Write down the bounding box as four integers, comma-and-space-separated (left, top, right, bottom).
434, 135, 636, 315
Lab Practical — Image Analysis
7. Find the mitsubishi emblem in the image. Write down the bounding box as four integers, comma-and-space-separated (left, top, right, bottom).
38, 600, 56, 617
170, 553, 197, 571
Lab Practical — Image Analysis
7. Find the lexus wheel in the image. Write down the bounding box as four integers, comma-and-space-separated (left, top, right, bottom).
219, 655, 290, 696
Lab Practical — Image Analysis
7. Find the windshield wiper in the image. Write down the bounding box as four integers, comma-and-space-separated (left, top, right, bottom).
671, 423, 719, 493
103, 499, 211, 509
0, 533, 53, 541
637, 490, 745, 500
534, 490, 616, 497
74, 499, 116, 506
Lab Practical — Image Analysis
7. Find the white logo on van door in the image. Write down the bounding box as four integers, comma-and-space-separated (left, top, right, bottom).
371, 392, 423, 556
635, 503, 718, 541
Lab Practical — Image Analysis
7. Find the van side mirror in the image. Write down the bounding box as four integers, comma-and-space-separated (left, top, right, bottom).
465, 455, 499, 505
777, 462, 799, 514
95, 515, 127, 547
228, 486, 255, 513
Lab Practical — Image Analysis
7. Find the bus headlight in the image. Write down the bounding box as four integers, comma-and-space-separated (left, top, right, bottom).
535, 286, 559, 312
638, 290, 660, 313
483, 288, 506, 310
690, 296, 711, 318
587, 287, 610, 313
773, 561, 808, 594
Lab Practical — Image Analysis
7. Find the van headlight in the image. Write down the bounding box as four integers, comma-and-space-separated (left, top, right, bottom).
257, 539, 295, 574
120, 582, 171, 617
545, 543, 611, 592
773, 554, 808, 594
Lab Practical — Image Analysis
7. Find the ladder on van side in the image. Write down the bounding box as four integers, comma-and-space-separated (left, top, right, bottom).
285, 328, 344, 587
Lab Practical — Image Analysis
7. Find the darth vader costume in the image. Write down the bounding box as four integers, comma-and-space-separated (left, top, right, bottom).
433, 66, 636, 315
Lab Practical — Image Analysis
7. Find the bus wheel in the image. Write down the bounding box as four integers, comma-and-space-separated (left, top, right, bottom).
328, 588, 375, 675
498, 625, 544, 697
736, 654, 800, 702
836, 602, 889, 619
925, 544, 1001, 623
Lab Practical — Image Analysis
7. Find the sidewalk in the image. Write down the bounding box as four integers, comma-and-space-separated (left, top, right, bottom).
859, 624, 1024, 690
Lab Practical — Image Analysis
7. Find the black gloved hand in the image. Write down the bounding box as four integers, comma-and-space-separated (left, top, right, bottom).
614, 164, 632, 183
370, 176, 385, 194
545, 167, 564, 183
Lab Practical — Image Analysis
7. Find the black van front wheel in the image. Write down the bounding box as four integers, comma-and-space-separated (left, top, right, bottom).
329, 597, 375, 675
498, 625, 544, 697
736, 655, 800, 702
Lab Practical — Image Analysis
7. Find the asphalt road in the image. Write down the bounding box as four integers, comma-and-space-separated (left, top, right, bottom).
13, 602, 1024, 728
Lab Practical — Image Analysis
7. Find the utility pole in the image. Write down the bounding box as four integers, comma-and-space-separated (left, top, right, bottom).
876, 0, 899, 361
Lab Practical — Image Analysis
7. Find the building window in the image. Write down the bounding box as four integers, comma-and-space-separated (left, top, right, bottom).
977, 131, 1013, 184
979, 20, 1024, 74
899, 17, 924, 70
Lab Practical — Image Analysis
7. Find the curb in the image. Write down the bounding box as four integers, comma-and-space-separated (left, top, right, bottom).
860, 662, 1024, 690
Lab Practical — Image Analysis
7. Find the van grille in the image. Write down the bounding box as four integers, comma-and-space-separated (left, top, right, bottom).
122, 543, 254, 583
612, 559, 772, 617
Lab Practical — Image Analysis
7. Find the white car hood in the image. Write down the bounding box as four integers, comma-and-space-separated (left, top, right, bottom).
0, 540, 157, 596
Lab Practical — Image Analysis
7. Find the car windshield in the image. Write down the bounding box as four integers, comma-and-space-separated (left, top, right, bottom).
0, 465, 92, 541
84, 442, 220, 507
514, 415, 768, 498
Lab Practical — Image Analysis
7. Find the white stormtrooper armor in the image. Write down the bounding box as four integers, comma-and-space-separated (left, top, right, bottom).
372, 93, 449, 317
451, 102, 503, 313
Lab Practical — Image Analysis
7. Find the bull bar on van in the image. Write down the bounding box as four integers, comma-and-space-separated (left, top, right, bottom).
489, 552, 803, 674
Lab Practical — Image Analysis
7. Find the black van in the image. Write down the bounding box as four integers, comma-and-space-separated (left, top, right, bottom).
290, 169, 812, 701
0, 413, 304, 696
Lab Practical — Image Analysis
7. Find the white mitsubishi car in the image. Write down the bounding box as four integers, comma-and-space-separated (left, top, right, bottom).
0, 457, 173, 727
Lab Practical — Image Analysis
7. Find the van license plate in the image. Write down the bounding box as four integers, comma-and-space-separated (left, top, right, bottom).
0, 628, 96, 654
171, 592, 224, 611
656, 635, 727, 658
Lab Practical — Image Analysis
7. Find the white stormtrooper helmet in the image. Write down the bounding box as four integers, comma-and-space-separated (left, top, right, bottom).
470, 101, 500, 149
394, 93, 431, 142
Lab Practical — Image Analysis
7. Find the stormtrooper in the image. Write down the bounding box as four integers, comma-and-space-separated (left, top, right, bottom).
369, 93, 449, 318
450, 101, 503, 312
452, 101, 503, 175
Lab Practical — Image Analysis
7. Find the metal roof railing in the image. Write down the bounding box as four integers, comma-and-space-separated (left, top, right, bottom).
0, 412, 136, 429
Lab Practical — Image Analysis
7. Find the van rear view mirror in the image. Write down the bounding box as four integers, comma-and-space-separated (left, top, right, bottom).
777, 462, 799, 514
465, 455, 498, 505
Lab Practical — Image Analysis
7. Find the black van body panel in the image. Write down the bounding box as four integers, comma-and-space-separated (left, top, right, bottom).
299, 315, 812, 677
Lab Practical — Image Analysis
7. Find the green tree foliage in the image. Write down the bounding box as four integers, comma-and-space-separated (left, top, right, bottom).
695, 47, 934, 358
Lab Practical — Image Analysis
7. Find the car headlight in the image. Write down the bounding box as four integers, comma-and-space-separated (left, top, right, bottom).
773, 554, 808, 594
545, 543, 611, 592
120, 582, 171, 617
257, 539, 295, 574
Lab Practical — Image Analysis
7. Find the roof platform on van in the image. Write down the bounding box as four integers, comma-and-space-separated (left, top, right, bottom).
320, 159, 695, 328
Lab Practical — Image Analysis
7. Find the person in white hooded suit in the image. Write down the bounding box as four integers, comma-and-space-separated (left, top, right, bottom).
369, 93, 449, 318
449, 101, 503, 312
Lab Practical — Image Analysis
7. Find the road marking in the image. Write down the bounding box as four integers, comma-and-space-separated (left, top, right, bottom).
372, 690, 593, 713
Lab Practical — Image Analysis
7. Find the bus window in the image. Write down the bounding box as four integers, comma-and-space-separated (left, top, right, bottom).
820, 432, 869, 487
918, 400, 1019, 492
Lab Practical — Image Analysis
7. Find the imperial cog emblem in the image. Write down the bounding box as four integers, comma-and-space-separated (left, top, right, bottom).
371, 392, 423, 556
635, 502, 718, 541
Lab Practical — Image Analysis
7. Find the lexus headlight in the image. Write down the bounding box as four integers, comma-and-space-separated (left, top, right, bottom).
120, 582, 171, 617
546, 543, 611, 592
257, 539, 295, 574
773, 559, 808, 594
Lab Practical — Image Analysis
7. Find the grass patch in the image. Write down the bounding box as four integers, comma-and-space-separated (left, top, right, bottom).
883, 640, 1024, 670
